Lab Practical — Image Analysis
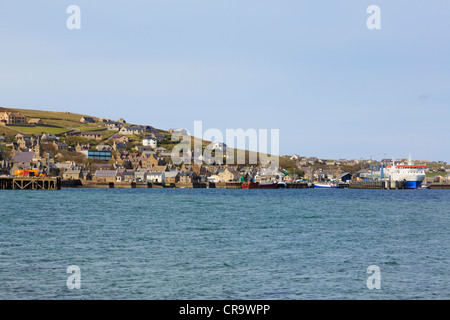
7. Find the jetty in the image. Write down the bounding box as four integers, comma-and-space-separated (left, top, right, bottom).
0, 177, 61, 190
428, 184, 450, 189
342, 180, 405, 189
286, 182, 310, 188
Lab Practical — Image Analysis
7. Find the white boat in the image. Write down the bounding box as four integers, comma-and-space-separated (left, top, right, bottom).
383, 156, 426, 189
314, 182, 338, 189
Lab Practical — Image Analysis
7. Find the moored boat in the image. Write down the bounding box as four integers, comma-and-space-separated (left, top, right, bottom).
313, 182, 338, 189
242, 180, 277, 189
383, 156, 426, 189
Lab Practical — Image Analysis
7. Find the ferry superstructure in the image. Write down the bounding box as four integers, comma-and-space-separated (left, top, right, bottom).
383, 157, 426, 189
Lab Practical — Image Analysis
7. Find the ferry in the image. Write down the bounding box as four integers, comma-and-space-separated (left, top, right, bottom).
383, 156, 426, 189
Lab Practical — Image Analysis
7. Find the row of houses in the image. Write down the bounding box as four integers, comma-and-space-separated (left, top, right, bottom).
58, 164, 252, 185
90, 169, 198, 184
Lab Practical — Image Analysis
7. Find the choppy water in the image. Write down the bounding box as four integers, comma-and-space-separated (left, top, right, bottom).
0, 188, 449, 299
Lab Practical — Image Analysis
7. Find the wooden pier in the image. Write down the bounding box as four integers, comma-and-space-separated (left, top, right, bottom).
0, 177, 61, 190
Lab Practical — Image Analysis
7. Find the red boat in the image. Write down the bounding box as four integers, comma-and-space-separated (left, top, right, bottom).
241, 181, 278, 189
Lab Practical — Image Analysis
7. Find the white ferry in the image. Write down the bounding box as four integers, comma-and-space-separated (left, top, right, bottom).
383, 156, 426, 189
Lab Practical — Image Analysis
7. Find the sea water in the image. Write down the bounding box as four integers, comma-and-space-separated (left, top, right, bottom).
0, 188, 449, 299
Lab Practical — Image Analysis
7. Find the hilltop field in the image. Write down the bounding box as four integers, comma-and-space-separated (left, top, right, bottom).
0, 107, 106, 136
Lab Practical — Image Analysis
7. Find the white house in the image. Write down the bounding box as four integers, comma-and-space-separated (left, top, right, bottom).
146, 172, 165, 183
143, 137, 157, 148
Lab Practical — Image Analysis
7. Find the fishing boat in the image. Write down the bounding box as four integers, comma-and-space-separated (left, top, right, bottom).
242, 180, 277, 189
313, 182, 339, 189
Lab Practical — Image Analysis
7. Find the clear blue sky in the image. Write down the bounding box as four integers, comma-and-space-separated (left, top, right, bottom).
1, 1, 449, 162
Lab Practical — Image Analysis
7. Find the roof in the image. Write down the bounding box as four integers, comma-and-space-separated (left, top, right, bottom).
93, 164, 114, 169
11, 152, 35, 163
121, 126, 144, 131
81, 131, 102, 135
180, 171, 197, 177
55, 163, 73, 169
160, 152, 172, 157
337, 172, 352, 179
117, 170, 134, 176
64, 170, 81, 174
151, 166, 167, 172
114, 142, 127, 147
94, 170, 117, 177
165, 171, 180, 178
147, 171, 164, 176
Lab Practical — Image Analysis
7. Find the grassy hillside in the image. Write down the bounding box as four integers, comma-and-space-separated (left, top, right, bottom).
0, 107, 106, 137
0, 107, 279, 168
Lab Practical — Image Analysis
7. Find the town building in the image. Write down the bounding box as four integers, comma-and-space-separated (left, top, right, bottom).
62, 169, 84, 180
80, 131, 103, 141
0, 111, 26, 125
113, 141, 127, 151
143, 137, 157, 148
164, 171, 180, 184
337, 172, 353, 182
179, 171, 199, 183
96, 144, 113, 152
80, 117, 95, 124
106, 121, 121, 130
110, 135, 129, 143
52, 141, 69, 150
28, 118, 43, 125
93, 170, 117, 183
146, 171, 165, 183
218, 167, 241, 182
116, 170, 135, 182
119, 126, 145, 135
79, 150, 112, 161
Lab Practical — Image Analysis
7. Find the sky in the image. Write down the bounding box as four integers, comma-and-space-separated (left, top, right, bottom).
1, 1, 449, 162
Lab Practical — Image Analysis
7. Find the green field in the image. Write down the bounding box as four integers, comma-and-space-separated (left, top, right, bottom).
6, 125, 71, 135
426, 172, 448, 178
7, 108, 100, 123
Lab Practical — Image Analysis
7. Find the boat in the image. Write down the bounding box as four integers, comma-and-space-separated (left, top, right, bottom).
313, 182, 338, 189
383, 156, 426, 189
242, 180, 277, 189
276, 181, 287, 188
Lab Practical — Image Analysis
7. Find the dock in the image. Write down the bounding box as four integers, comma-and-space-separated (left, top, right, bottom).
344, 180, 405, 189
428, 184, 450, 189
286, 182, 310, 189
0, 177, 61, 190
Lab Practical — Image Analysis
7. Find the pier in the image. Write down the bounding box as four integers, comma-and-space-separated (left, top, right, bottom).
0, 177, 61, 190
429, 184, 450, 189
286, 182, 310, 189
345, 180, 405, 190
